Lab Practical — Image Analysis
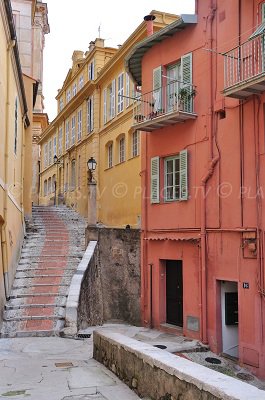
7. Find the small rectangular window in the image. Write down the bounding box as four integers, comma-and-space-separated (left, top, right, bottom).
87, 96, 94, 133
44, 143, 48, 167
58, 127, 63, 155
103, 89, 107, 124
108, 143, 113, 168
59, 98, 64, 112
66, 89, 71, 103
72, 83, 77, 96
132, 131, 139, 157
53, 136, 57, 157
79, 75, 84, 89
119, 137, 125, 163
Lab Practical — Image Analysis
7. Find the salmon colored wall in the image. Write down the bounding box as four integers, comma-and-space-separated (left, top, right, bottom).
140, 0, 265, 378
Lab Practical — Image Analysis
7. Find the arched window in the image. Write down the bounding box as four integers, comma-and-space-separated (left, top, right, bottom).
52, 174, 56, 192
119, 136, 125, 163
44, 180, 47, 196
71, 159, 76, 190
48, 177, 52, 194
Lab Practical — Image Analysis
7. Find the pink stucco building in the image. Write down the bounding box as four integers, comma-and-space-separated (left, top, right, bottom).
127, 0, 265, 378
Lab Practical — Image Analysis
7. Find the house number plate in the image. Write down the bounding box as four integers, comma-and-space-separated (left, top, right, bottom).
243, 282, 249, 289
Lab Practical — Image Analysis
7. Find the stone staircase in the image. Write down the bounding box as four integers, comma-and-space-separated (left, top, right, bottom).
1, 205, 87, 337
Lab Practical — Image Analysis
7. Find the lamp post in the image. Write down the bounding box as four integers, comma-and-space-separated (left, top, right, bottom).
53, 155, 64, 206
87, 157, 97, 225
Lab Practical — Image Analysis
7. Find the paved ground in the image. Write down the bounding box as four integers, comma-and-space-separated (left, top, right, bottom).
1, 206, 87, 338
0, 336, 141, 400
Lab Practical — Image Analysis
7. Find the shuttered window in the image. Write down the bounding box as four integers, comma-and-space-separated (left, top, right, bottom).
103, 89, 107, 124
117, 73, 124, 113
262, 3, 265, 22
71, 115, 76, 145
153, 66, 162, 112
126, 73, 130, 107
180, 53, 193, 112
87, 96, 94, 133
164, 150, 188, 201
151, 156, 160, 204
65, 120, 69, 150
110, 79, 116, 119
77, 109, 82, 140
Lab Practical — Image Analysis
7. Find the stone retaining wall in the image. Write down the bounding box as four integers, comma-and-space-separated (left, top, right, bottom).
78, 227, 141, 329
93, 331, 265, 400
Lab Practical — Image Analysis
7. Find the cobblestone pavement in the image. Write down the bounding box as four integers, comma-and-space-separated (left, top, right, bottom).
1, 206, 87, 338
0, 336, 141, 400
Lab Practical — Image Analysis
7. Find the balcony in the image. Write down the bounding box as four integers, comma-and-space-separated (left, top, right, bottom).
223, 34, 265, 99
132, 81, 197, 132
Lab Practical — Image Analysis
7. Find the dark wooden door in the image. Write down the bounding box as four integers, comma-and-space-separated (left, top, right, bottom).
166, 260, 183, 326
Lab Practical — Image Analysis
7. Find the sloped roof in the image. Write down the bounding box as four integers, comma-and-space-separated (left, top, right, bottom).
125, 14, 197, 86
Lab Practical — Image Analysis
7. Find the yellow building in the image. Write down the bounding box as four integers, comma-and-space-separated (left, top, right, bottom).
39, 11, 177, 227
0, 0, 34, 320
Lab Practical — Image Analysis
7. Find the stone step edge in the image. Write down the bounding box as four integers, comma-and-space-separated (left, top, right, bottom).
16, 268, 76, 272
9, 293, 67, 299
12, 283, 69, 289
3, 315, 65, 322
1, 330, 60, 338
15, 275, 67, 279
5, 304, 65, 310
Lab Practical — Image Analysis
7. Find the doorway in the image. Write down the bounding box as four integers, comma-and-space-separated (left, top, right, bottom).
221, 281, 239, 358
166, 260, 183, 327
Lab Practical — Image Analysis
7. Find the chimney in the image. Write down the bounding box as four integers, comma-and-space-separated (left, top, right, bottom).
144, 14, 156, 36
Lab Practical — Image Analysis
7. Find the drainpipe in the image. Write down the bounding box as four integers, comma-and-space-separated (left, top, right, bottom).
200, 1, 218, 344
144, 15, 156, 37
1, 38, 16, 300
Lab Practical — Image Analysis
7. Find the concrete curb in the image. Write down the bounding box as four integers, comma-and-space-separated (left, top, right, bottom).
94, 331, 265, 400
64, 240, 97, 336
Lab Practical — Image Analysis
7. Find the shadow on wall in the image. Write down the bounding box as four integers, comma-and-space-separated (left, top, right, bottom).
78, 227, 141, 329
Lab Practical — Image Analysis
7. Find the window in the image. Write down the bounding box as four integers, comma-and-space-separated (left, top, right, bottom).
53, 136, 57, 157
79, 75, 84, 89
119, 137, 125, 163
72, 83, 77, 96
103, 88, 107, 124
65, 120, 69, 150
44, 180, 47, 196
108, 143, 113, 168
88, 59, 94, 80
71, 115, 76, 145
58, 127, 63, 155
14, 97, 18, 154
150, 150, 188, 204
71, 160, 76, 190
108, 79, 116, 119
126, 72, 130, 107
66, 89, 71, 103
48, 140, 52, 165
78, 155, 81, 188
117, 73, 124, 113
77, 109, 82, 140
132, 131, 139, 157
48, 177, 52, 194
87, 96, 94, 133
65, 163, 69, 192
59, 98, 64, 112
52, 174, 56, 192
44, 143, 48, 167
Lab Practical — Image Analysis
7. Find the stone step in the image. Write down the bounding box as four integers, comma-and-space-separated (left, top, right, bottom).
5, 303, 64, 310
5, 296, 67, 308
4, 306, 65, 321
9, 290, 68, 298
15, 271, 73, 278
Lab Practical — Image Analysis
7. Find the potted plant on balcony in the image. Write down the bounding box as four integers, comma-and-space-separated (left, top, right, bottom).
177, 87, 197, 111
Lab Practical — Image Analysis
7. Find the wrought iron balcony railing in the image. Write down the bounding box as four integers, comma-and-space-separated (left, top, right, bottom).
132, 80, 197, 132
223, 34, 265, 98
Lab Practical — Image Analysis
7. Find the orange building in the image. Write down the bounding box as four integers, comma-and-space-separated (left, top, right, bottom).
127, 0, 265, 378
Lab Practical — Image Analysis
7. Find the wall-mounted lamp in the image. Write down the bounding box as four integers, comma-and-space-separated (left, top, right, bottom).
87, 157, 97, 183
53, 155, 64, 166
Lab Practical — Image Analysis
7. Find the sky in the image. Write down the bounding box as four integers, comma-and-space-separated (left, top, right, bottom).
43, 0, 195, 121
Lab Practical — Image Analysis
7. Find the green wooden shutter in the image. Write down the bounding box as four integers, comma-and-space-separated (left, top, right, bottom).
181, 53, 193, 112
262, 3, 265, 22
151, 156, 160, 204
179, 150, 188, 201
153, 66, 162, 111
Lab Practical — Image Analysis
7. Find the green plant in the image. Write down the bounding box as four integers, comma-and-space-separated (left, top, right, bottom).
177, 87, 197, 102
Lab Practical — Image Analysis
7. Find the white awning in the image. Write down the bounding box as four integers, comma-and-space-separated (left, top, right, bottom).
249, 22, 265, 40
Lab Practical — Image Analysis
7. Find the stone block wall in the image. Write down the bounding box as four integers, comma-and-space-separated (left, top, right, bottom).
78, 227, 141, 329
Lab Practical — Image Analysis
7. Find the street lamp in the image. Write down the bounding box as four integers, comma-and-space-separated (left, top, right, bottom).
53, 155, 64, 205
87, 157, 97, 182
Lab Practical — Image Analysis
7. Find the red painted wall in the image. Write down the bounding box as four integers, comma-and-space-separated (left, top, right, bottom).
140, 0, 265, 378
